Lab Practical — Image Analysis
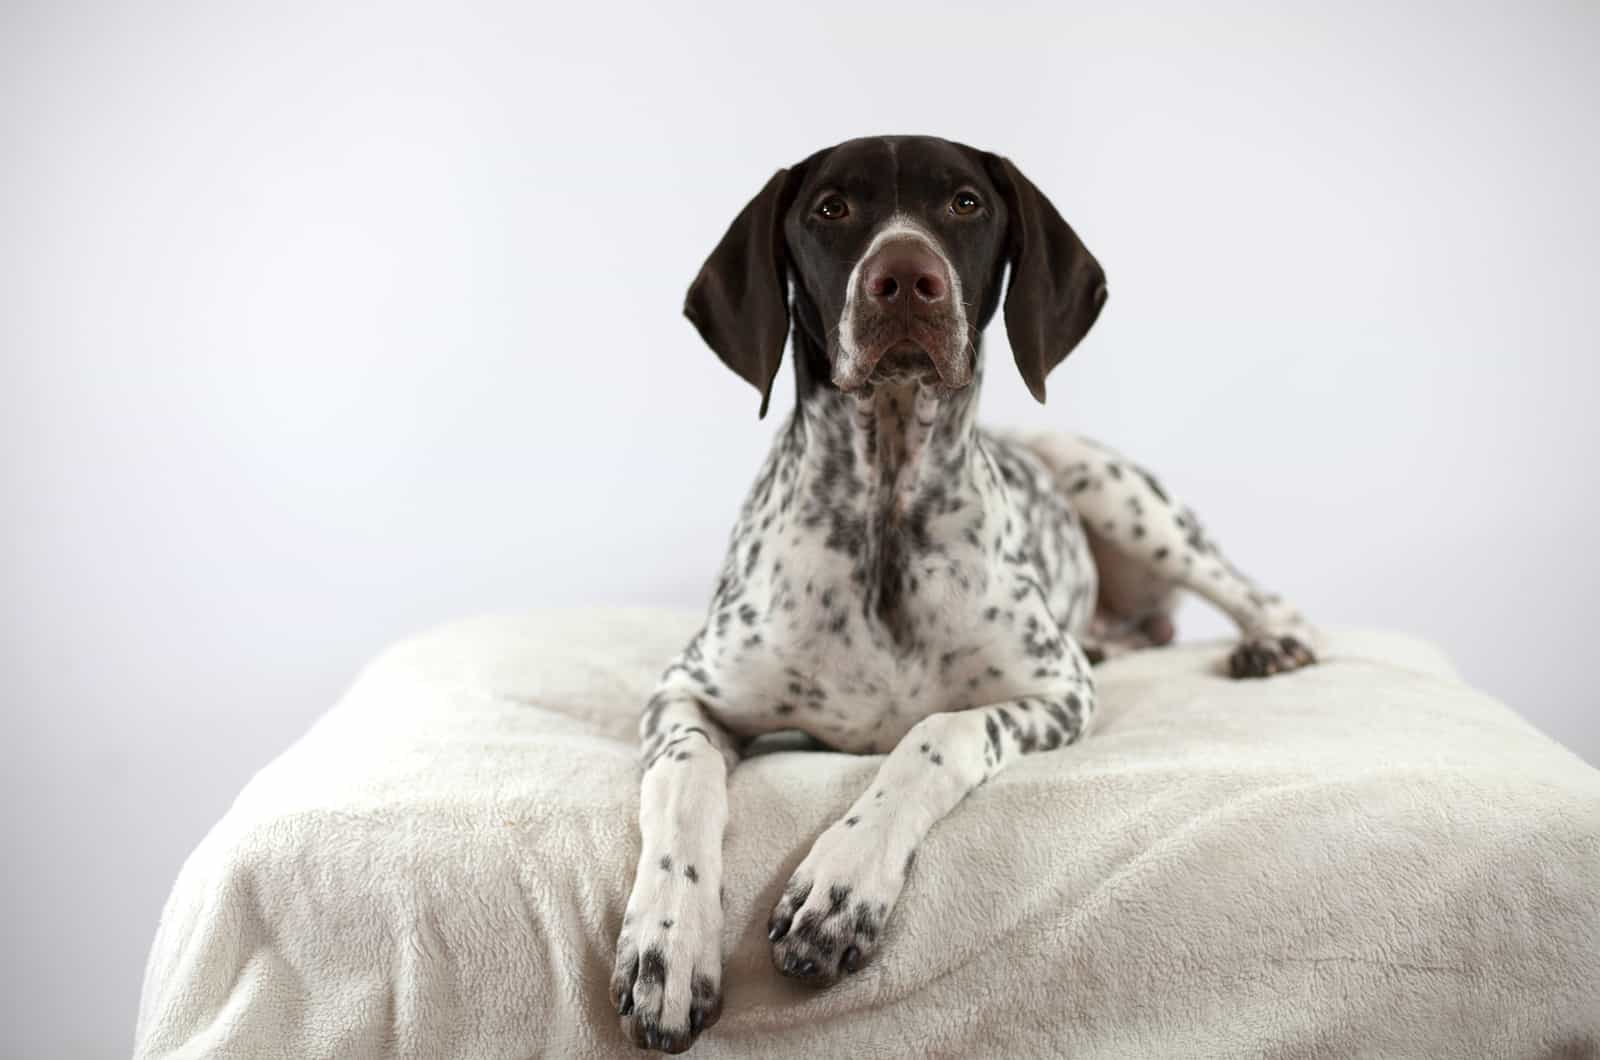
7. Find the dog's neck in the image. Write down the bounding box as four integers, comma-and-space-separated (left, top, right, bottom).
785, 340, 984, 644
794, 343, 984, 517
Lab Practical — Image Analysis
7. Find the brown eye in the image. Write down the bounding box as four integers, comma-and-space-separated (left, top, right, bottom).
951, 189, 981, 216
815, 195, 849, 220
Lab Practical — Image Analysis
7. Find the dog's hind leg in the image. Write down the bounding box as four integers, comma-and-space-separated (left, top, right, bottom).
1081, 529, 1181, 663
613, 679, 739, 1053
1016, 430, 1321, 677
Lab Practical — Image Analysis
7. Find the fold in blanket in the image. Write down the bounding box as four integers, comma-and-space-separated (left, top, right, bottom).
136, 610, 1600, 1059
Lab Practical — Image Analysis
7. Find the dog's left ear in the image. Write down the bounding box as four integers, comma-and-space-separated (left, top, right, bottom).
683, 167, 799, 418
983, 154, 1108, 403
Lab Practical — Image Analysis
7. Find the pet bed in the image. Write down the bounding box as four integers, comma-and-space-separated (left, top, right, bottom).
135, 609, 1600, 1058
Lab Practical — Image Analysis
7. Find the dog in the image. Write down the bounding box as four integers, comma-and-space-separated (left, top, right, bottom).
610, 135, 1319, 1052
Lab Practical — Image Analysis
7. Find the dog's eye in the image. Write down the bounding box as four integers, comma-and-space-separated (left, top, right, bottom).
815, 195, 849, 221
951, 190, 982, 216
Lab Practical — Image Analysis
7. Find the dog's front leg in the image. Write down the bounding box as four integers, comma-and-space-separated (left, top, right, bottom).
767, 686, 1094, 985
613, 684, 738, 1053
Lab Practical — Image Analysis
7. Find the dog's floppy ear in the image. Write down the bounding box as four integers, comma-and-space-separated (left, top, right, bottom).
984, 154, 1108, 403
684, 168, 799, 418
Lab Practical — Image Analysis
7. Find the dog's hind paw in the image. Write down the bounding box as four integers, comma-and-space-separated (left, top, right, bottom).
1228, 633, 1316, 678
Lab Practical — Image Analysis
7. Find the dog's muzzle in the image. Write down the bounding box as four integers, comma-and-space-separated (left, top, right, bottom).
834, 230, 971, 392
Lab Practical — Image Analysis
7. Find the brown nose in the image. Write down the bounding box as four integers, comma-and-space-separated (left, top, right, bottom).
863, 239, 950, 306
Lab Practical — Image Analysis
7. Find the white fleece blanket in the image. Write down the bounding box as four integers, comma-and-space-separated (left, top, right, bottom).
135, 610, 1600, 1059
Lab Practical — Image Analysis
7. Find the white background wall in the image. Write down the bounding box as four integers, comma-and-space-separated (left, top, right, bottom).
5, 2, 1596, 1055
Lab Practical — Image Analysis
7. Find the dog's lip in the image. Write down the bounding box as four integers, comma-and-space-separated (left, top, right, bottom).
833, 335, 976, 393
833, 324, 976, 392
874, 341, 935, 367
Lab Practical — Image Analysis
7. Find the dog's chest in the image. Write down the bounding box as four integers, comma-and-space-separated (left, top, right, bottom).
692, 431, 1087, 753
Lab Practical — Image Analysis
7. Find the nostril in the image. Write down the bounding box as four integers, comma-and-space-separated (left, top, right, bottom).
914, 273, 946, 301
869, 274, 899, 300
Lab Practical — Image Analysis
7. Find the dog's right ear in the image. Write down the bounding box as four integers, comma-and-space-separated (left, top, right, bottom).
684, 168, 797, 418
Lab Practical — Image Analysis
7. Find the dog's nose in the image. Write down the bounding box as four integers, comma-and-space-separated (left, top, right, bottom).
863, 239, 949, 305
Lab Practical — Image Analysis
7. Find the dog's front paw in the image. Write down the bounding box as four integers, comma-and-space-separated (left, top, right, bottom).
1229, 633, 1317, 678
612, 861, 723, 1053
767, 820, 904, 987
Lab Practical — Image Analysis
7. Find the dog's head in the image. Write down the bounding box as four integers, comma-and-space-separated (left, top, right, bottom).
685, 136, 1107, 416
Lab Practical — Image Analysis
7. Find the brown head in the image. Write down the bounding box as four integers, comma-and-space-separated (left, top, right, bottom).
684, 135, 1108, 415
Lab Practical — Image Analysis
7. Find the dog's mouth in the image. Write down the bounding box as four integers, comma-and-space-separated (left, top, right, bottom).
870, 341, 941, 383
833, 325, 973, 393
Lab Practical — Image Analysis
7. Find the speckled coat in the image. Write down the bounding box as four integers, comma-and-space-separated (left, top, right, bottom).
611, 136, 1318, 1053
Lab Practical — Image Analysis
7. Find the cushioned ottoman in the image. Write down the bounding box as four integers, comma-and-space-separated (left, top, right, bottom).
135, 610, 1600, 1058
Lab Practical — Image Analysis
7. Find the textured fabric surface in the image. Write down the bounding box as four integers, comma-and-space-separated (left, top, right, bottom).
135, 609, 1600, 1059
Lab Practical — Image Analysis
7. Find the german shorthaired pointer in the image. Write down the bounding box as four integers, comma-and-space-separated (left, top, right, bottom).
611, 135, 1319, 1052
